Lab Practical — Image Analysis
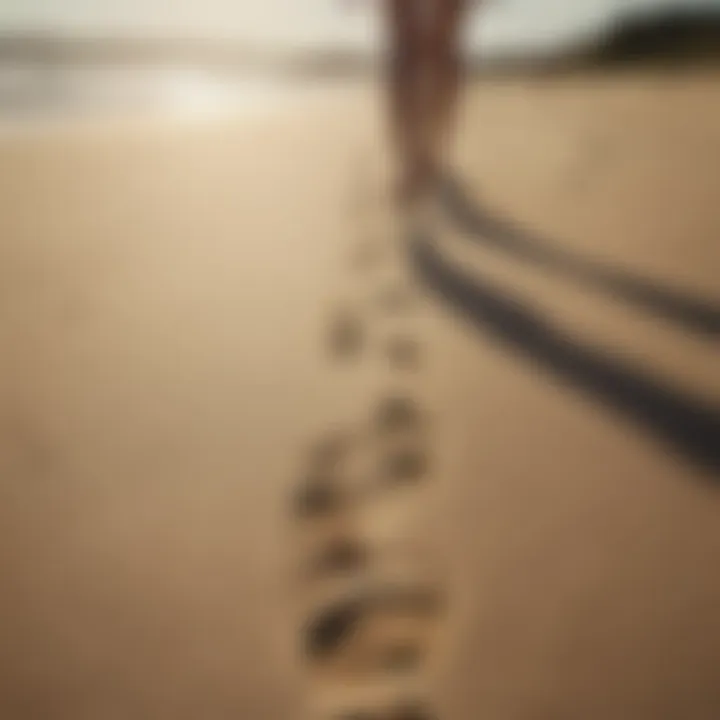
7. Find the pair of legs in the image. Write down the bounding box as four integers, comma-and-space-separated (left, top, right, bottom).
384, 0, 467, 206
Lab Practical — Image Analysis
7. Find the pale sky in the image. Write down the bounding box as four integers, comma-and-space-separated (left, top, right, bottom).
0, 0, 718, 53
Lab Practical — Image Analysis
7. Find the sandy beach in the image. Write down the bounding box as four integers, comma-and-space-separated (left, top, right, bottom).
0, 69, 719, 719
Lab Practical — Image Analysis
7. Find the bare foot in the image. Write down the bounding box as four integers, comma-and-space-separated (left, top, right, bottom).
393, 171, 426, 210
394, 154, 437, 210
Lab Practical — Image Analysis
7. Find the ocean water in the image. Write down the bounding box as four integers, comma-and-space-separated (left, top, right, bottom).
0, 63, 313, 123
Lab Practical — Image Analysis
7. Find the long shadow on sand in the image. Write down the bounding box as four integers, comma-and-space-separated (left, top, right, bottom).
440, 177, 720, 340
409, 231, 720, 478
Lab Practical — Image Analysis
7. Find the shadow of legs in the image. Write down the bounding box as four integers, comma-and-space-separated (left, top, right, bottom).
410, 230, 720, 478
440, 175, 720, 340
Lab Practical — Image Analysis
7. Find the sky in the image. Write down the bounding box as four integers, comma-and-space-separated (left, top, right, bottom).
1, 0, 719, 53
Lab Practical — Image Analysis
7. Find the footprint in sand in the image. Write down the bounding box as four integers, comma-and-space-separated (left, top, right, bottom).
294, 471, 346, 520
292, 172, 447, 719
293, 420, 442, 710
294, 431, 371, 582
309, 536, 369, 578
374, 396, 424, 436
296, 468, 438, 692
381, 447, 430, 486
303, 580, 445, 682
371, 396, 430, 489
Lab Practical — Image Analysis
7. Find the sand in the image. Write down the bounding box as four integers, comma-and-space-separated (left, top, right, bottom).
0, 69, 719, 720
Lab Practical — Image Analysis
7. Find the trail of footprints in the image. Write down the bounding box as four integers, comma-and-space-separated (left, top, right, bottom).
291, 183, 447, 720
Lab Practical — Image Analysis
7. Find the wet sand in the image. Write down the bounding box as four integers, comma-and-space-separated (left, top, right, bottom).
0, 70, 719, 719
